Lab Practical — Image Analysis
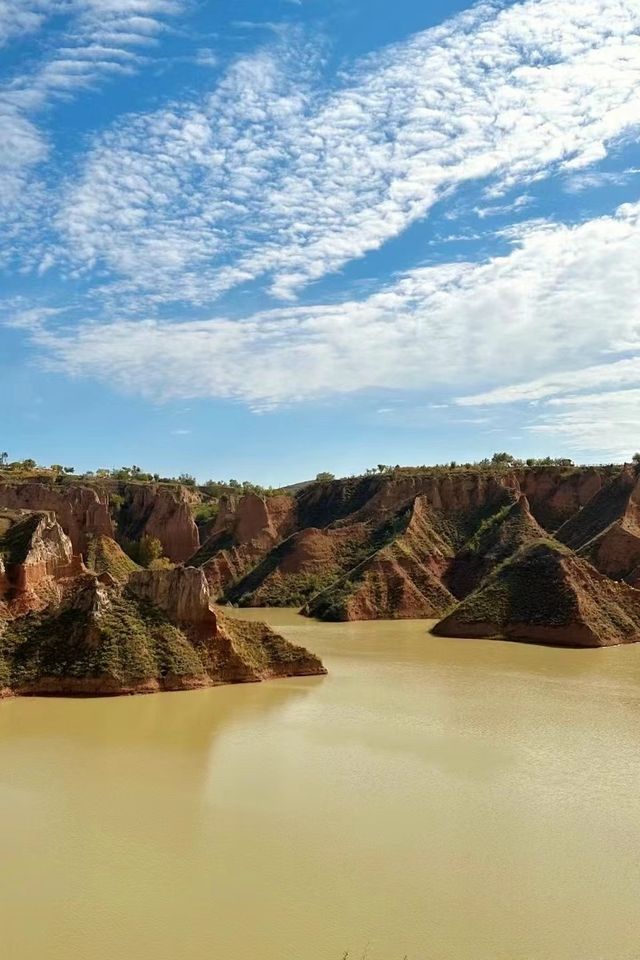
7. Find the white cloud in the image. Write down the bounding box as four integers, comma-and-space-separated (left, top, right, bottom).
44, 0, 640, 305
0, 0, 184, 253
24, 199, 640, 430
0, 1, 55, 48
458, 355, 640, 407
563, 166, 640, 193
473, 194, 533, 219
529, 388, 640, 459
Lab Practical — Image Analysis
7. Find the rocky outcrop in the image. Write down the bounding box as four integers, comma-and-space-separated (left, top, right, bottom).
190, 467, 626, 623
192, 494, 297, 599
128, 565, 216, 628
518, 468, 605, 530
117, 484, 200, 563
0, 482, 113, 554
304, 497, 457, 621
0, 510, 84, 616
0, 501, 325, 697
0, 563, 326, 697
295, 472, 518, 532
557, 467, 640, 581
433, 540, 640, 647
223, 523, 371, 608
446, 495, 546, 598
3, 466, 635, 642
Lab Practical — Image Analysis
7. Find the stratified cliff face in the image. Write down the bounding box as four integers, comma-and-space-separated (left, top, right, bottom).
0, 509, 325, 697
128, 566, 217, 628
117, 483, 200, 562
3, 465, 639, 647
187, 465, 635, 629
557, 466, 640, 582
0, 510, 84, 617
0, 480, 205, 565
0, 482, 113, 554
518, 469, 605, 530
192, 494, 297, 599
304, 496, 457, 621
433, 541, 640, 648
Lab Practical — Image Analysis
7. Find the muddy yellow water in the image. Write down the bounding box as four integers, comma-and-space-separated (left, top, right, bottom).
2, 611, 640, 960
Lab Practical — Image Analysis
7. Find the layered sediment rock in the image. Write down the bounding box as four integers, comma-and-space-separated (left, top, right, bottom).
192, 494, 297, 598
0, 560, 325, 697
0, 510, 84, 617
304, 496, 456, 621
4, 465, 638, 648
0, 508, 325, 696
433, 540, 640, 648
0, 482, 113, 554
557, 467, 640, 581
117, 484, 200, 563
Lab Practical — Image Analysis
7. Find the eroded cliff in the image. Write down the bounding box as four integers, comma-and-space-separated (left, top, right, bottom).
0, 509, 325, 697
433, 540, 640, 648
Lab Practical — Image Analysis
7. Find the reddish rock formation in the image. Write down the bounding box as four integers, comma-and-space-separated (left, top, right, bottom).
128, 565, 217, 628
192, 467, 625, 622
0, 510, 84, 617
518, 468, 605, 530
0, 548, 326, 697
0, 482, 113, 554
304, 497, 457, 621
193, 494, 297, 598
557, 466, 640, 581
118, 483, 200, 563
3, 465, 634, 639
433, 541, 640, 647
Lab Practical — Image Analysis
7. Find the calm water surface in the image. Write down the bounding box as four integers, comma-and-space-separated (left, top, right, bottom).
2, 610, 640, 960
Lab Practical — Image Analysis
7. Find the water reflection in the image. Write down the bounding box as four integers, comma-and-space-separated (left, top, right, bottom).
3, 610, 640, 960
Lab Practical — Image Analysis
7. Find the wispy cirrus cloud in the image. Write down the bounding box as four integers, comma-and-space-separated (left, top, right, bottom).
23, 199, 640, 430
3, 0, 640, 464
0, 1, 57, 48
0, 0, 185, 247
563, 166, 640, 193
529, 389, 640, 460
47, 0, 640, 303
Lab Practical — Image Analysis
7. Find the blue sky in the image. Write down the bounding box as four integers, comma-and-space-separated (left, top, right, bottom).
1, 0, 640, 485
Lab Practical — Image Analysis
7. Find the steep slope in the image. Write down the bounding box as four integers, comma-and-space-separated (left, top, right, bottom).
557, 467, 640, 581
304, 497, 457, 621
85, 534, 141, 583
0, 566, 325, 697
2, 466, 630, 632
116, 483, 200, 562
200, 474, 519, 613
0, 482, 113, 554
433, 540, 640, 647
447, 495, 546, 597
192, 494, 297, 599
0, 510, 84, 616
222, 522, 372, 608
518, 468, 605, 530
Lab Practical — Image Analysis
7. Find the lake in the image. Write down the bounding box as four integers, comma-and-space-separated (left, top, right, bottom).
2, 609, 640, 960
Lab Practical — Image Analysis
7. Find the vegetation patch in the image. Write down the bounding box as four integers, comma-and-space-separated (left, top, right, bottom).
0, 589, 206, 691
0, 513, 44, 565
241, 570, 341, 608
85, 535, 141, 583
443, 540, 577, 628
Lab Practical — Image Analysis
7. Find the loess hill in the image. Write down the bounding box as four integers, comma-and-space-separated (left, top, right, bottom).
2, 462, 640, 650
0, 504, 325, 698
